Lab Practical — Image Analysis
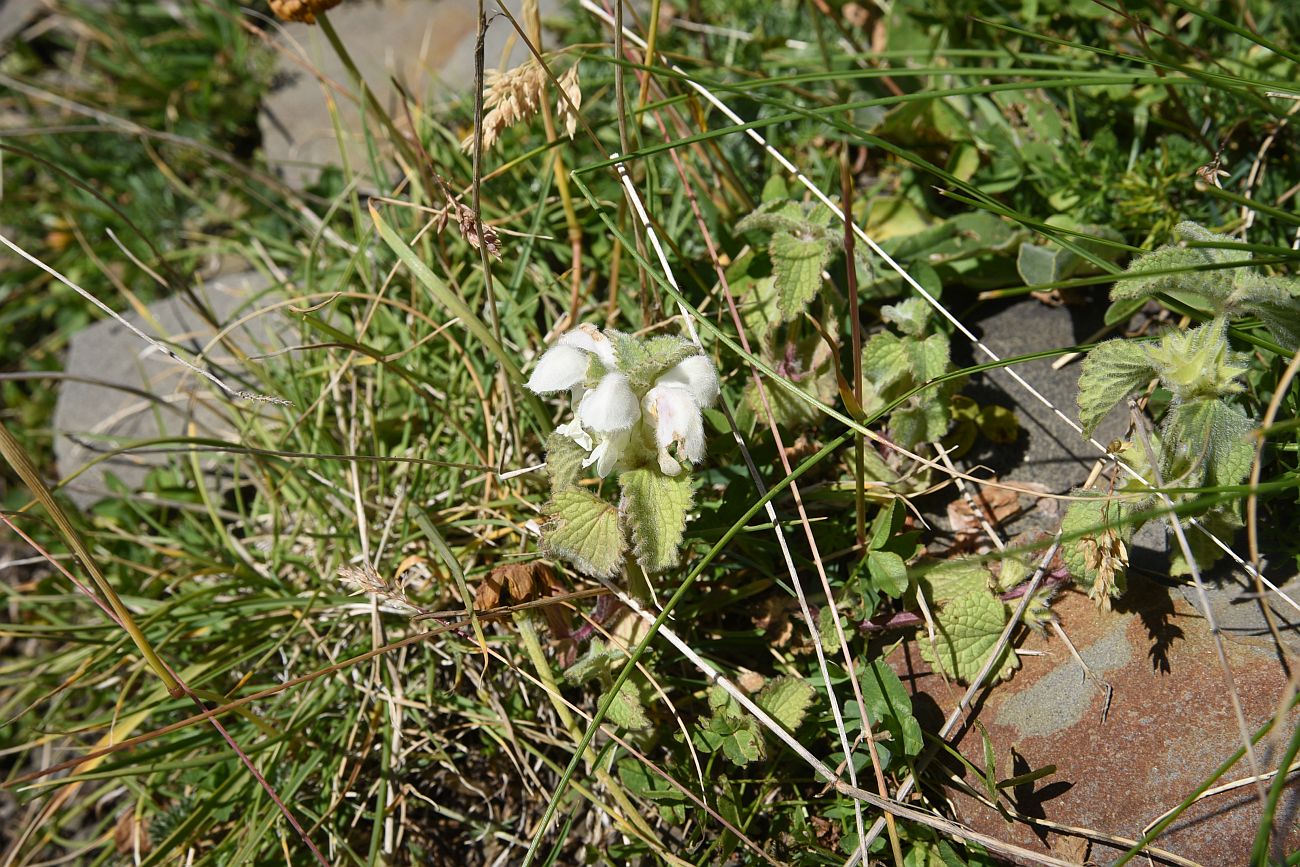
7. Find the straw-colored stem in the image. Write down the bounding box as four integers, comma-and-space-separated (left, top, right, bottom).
0, 419, 179, 696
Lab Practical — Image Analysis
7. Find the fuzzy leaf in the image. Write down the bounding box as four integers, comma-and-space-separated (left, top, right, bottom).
1228, 272, 1300, 351
1170, 506, 1241, 576
862, 331, 908, 390
859, 660, 923, 758
1144, 319, 1248, 403
818, 606, 843, 655
563, 639, 623, 683
1113, 222, 1245, 309
880, 297, 932, 337
919, 589, 1019, 684
920, 558, 990, 602
771, 233, 832, 322
1077, 338, 1156, 436
1160, 397, 1254, 490
619, 468, 693, 573
756, 676, 816, 732
608, 679, 651, 731
541, 488, 625, 577
545, 431, 588, 491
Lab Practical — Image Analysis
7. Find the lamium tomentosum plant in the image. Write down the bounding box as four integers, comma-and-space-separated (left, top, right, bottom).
1065, 221, 1300, 602
526, 324, 719, 578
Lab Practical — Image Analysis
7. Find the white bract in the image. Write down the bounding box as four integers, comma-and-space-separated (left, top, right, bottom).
527, 325, 719, 477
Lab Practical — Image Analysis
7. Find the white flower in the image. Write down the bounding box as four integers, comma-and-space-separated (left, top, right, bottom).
644, 383, 705, 475
577, 371, 640, 432
656, 354, 719, 408
529, 326, 719, 479
582, 428, 631, 477
525, 323, 619, 395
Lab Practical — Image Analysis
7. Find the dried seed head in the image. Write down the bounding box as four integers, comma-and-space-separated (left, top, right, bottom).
269, 0, 342, 24
338, 562, 418, 612
455, 203, 502, 259
462, 59, 549, 151
556, 64, 582, 140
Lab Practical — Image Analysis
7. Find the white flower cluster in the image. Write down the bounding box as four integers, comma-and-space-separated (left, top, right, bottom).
526, 324, 719, 477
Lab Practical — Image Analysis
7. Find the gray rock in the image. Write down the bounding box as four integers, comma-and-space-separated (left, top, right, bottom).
52, 271, 285, 508
259, 0, 561, 188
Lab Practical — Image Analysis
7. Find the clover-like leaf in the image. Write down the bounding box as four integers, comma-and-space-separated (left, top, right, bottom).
756, 676, 816, 733
1077, 338, 1157, 436
619, 468, 693, 573
541, 488, 626, 577
919, 589, 1019, 684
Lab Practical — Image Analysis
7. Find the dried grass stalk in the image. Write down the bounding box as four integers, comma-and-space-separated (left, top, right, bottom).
269, 0, 341, 24
556, 64, 582, 140
462, 58, 549, 151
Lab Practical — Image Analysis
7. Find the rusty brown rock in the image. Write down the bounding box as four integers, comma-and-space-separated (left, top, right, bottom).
890, 581, 1299, 864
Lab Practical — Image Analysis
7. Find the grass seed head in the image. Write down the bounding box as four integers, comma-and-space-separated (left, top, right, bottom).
463, 59, 549, 151
269, 0, 342, 24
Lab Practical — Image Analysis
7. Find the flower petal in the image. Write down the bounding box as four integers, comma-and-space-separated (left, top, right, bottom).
555, 417, 593, 451
559, 323, 618, 368
578, 372, 640, 432
645, 384, 707, 470
657, 354, 719, 408
581, 429, 630, 477
526, 345, 589, 394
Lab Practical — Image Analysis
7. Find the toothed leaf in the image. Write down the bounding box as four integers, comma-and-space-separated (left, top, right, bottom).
770, 232, 832, 322
541, 488, 625, 577
756, 676, 816, 733
1160, 397, 1254, 490
919, 589, 1019, 684
619, 468, 693, 573
1077, 338, 1156, 436
545, 431, 588, 491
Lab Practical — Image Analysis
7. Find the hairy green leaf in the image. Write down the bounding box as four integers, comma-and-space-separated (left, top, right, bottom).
756, 676, 816, 732
545, 431, 588, 491
608, 679, 651, 731
541, 488, 625, 578
1161, 397, 1254, 490
919, 589, 1018, 684
619, 468, 693, 573
771, 232, 831, 322
1077, 338, 1156, 436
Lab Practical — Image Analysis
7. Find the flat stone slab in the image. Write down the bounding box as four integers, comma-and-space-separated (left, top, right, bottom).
52, 272, 283, 508
890, 582, 1299, 864
260, 0, 560, 187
